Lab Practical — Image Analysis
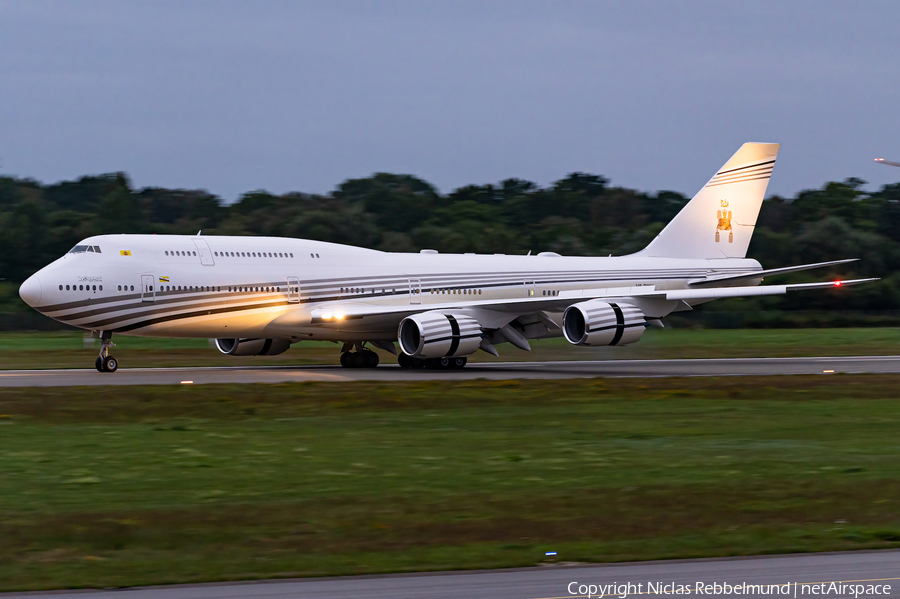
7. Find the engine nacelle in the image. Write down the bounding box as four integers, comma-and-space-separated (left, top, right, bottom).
215, 338, 291, 356
562, 300, 646, 346
398, 311, 483, 358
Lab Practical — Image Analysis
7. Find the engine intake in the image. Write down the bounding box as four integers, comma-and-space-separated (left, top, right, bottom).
215, 338, 291, 356
562, 300, 646, 346
398, 311, 482, 358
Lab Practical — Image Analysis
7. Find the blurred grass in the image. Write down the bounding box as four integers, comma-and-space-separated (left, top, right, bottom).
1, 327, 899, 369
1, 376, 900, 589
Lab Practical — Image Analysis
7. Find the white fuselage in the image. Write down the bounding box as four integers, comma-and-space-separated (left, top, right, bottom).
22, 234, 761, 341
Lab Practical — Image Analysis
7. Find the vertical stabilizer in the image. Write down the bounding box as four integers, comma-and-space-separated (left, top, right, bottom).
639, 142, 779, 259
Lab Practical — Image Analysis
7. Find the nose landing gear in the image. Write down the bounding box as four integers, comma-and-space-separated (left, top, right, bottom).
94, 332, 119, 373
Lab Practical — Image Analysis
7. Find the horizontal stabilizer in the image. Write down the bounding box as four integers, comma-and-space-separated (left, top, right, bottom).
688, 259, 859, 287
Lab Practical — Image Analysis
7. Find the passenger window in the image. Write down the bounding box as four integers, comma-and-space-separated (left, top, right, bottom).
289, 253, 293, 258
99, 285, 103, 291
316, 253, 320, 258
66, 285, 70, 290
130, 285, 134, 291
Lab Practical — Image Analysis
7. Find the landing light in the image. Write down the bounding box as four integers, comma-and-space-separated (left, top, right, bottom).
334, 313, 345, 320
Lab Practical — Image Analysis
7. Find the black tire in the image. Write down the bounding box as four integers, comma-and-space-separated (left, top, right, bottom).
452, 357, 467, 369
411, 357, 426, 369
364, 351, 379, 368
349, 352, 365, 368
340, 352, 351, 368
438, 357, 452, 369
102, 356, 118, 373
398, 353, 412, 368
95, 356, 104, 372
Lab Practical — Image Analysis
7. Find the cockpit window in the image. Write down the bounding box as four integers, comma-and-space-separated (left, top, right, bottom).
68, 245, 102, 254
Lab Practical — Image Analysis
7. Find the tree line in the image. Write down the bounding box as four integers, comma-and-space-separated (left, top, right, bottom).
2, 171, 899, 321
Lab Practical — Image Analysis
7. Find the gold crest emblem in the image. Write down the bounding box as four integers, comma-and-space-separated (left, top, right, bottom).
716, 199, 733, 243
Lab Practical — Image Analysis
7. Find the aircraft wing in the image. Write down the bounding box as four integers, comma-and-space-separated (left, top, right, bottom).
300, 277, 878, 325
875, 158, 900, 167
687, 259, 858, 287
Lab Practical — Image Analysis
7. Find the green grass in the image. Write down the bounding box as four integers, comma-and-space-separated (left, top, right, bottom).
2, 327, 899, 370
1, 376, 900, 590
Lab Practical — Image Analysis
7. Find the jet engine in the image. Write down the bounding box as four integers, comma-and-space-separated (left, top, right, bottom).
398, 311, 483, 358
562, 300, 646, 346
215, 338, 291, 356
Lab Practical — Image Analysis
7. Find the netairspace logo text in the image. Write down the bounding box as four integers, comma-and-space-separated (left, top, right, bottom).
566, 581, 893, 598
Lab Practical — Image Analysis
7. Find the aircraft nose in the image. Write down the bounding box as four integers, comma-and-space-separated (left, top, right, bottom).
19, 275, 42, 307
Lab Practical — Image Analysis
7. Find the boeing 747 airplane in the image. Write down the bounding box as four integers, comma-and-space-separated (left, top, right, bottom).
19, 143, 876, 372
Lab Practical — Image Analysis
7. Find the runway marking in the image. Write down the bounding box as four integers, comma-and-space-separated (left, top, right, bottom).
534, 577, 900, 599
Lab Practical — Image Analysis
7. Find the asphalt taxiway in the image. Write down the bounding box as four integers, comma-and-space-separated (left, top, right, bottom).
2, 550, 898, 598
1, 355, 900, 387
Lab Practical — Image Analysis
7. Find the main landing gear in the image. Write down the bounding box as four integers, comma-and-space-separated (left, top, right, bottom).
94, 332, 119, 373
340, 342, 380, 369
397, 354, 467, 369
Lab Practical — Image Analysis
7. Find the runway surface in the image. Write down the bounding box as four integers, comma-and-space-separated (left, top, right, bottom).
2, 356, 900, 386
3, 550, 898, 598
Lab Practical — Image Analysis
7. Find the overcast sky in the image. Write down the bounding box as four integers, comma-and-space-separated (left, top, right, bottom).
1, 1, 898, 202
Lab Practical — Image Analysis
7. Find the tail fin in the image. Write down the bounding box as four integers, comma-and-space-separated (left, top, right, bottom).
639, 142, 779, 259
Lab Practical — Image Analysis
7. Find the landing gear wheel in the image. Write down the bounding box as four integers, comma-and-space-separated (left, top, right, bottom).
95, 356, 104, 372
398, 353, 413, 368
102, 356, 118, 373
340, 352, 351, 368
362, 350, 379, 368
452, 357, 467, 369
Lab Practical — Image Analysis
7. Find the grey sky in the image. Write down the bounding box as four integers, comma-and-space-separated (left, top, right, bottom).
1, 1, 898, 202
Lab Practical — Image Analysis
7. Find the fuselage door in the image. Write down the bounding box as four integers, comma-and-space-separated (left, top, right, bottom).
141, 274, 155, 302
524, 281, 536, 298
192, 238, 215, 266
287, 276, 300, 303
408, 278, 421, 305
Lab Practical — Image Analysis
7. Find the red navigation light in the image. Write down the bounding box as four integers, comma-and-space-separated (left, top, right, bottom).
834, 281, 842, 287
